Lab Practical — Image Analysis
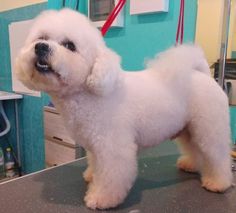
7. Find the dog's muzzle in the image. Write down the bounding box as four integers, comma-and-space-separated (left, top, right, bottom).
34, 42, 53, 73
35, 42, 49, 58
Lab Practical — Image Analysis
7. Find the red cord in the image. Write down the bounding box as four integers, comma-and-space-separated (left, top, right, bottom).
176, 0, 185, 45
101, 0, 126, 36
176, 0, 183, 44
102, 0, 184, 44
181, 0, 185, 44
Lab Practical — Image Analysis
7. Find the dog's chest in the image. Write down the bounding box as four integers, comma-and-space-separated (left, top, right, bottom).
54, 97, 102, 145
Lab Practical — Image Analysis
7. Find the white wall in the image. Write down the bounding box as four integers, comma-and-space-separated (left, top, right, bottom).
195, 0, 224, 66
0, 0, 47, 12
196, 0, 236, 63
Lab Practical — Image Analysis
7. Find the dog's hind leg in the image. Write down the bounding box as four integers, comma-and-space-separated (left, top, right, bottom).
186, 114, 233, 192
176, 128, 201, 173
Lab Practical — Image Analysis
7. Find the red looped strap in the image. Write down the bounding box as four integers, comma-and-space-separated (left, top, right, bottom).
101, 0, 126, 36
176, 0, 185, 45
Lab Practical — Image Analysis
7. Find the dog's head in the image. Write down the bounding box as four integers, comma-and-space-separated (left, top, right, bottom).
15, 9, 121, 96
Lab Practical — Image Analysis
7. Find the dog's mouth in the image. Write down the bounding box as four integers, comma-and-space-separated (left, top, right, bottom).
35, 59, 54, 73
34, 59, 62, 80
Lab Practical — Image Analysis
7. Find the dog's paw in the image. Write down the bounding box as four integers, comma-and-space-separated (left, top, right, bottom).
201, 176, 232, 193
84, 187, 125, 210
84, 192, 120, 210
83, 168, 93, 183
176, 156, 198, 173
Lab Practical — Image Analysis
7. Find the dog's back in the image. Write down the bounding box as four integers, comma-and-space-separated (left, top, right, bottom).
147, 44, 210, 76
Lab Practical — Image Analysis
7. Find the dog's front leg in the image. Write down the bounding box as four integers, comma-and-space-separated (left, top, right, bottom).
84, 140, 138, 210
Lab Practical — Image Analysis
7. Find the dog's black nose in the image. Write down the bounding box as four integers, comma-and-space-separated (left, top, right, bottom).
35, 42, 50, 58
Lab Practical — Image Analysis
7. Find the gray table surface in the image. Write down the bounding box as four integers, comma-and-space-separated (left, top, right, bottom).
0, 145, 236, 213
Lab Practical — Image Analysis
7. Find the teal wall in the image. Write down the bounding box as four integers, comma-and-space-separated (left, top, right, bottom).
230, 107, 236, 143
48, 0, 198, 70
103, 1, 197, 70
0, 0, 198, 174
232, 51, 236, 59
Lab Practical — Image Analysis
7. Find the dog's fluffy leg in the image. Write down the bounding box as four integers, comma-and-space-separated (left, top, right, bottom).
176, 129, 200, 173
84, 140, 138, 210
83, 150, 95, 183
188, 117, 232, 193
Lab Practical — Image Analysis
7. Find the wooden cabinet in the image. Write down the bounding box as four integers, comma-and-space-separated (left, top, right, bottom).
44, 106, 85, 167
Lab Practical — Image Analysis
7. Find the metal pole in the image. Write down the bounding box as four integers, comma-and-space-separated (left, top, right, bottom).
218, 0, 236, 166
14, 100, 21, 169
218, 0, 231, 88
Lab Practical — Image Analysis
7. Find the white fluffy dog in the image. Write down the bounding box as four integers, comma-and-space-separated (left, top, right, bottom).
16, 9, 232, 209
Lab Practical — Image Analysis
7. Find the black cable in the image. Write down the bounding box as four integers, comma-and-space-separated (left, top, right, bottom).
62, 0, 66, 7
62, 0, 79, 11
75, 0, 79, 10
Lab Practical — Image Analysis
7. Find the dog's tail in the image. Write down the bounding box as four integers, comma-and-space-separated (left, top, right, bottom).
147, 44, 211, 76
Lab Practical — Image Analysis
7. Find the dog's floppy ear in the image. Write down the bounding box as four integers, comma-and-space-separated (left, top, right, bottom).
86, 48, 121, 96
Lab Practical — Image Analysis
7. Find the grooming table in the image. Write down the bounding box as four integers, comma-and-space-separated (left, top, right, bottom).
0, 148, 236, 213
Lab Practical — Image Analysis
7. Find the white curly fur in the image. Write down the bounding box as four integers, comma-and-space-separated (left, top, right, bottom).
15, 9, 233, 210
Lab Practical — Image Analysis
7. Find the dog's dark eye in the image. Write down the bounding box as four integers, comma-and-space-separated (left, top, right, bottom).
62, 41, 76, 52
